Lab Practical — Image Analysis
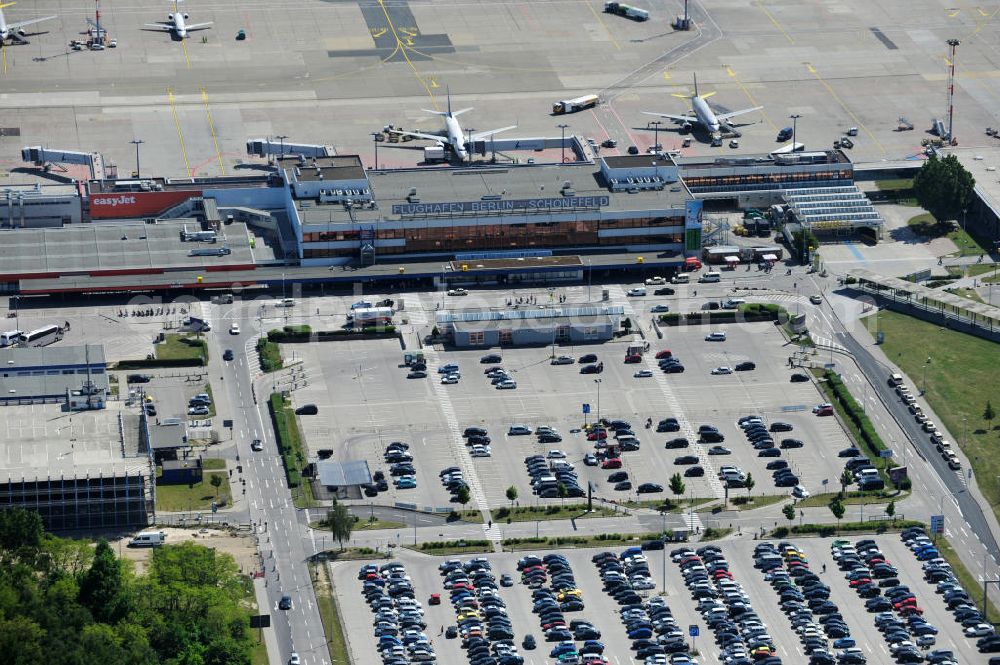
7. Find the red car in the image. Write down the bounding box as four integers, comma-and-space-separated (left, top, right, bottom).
624, 354, 643, 363
587, 430, 608, 441
899, 605, 923, 615
849, 578, 871, 588
429, 593, 441, 605
655, 349, 673, 359
601, 458, 623, 469
816, 406, 834, 417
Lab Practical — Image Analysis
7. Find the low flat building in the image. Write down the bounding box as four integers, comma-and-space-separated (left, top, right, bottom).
440, 305, 622, 347
0, 402, 154, 531
0, 344, 108, 406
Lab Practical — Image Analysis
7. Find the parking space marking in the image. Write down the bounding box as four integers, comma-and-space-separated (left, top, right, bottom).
612, 285, 724, 501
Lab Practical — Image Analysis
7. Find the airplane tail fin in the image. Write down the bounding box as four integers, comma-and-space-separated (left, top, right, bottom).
693, 73, 699, 97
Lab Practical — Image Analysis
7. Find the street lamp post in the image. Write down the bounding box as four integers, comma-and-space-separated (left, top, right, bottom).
922, 356, 931, 395
557, 124, 569, 164
370, 132, 380, 171
651, 120, 662, 153
594, 378, 602, 424
276, 135, 289, 160
789, 114, 801, 150
130, 138, 145, 178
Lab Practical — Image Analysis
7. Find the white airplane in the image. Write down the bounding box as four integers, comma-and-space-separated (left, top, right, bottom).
145, 0, 211, 39
643, 74, 763, 137
0, 1, 56, 46
395, 89, 517, 162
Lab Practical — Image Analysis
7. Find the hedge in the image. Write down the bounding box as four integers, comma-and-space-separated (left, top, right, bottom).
115, 357, 206, 369
267, 326, 397, 342
774, 519, 924, 538
418, 539, 490, 550
257, 337, 283, 373
268, 393, 304, 488
659, 304, 789, 326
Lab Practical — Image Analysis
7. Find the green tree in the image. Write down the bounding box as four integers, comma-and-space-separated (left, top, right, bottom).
912, 153, 976, 223
744, 472, 755, 502
325, 501, 355, 551
668, 473, 685, 498
505, 485, 518, 508
985, 400, 996, 425
557, 482, 569, 502
830, 498, 846, 527
0, 507, 44, 556
210, 474, 223, 498
886, 500, 896, 521
782, 503, 796, 523
456, 486, 471, 507
78, 539, 130, 624
621, 317, 632, 334
839, 468, 854, 497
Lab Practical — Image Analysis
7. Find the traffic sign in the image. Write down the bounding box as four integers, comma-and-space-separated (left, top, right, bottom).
930, 514, 945, 534
582, 403, 591, 414
879, 449, 894, 458
821, 478, 829, 486
688, 625, 699, 637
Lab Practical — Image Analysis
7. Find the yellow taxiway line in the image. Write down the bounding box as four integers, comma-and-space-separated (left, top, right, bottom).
586, 0, 621, 51
755, 0, 794, 45
377, 0, 438, 111
181, 39, 191, 69
805, 63, 885, 155
201, 87, 226, 175
725, 65, 777, 131
167, 88, 193, 176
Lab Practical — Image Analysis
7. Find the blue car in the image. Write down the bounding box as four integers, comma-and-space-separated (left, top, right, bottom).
394, 477, 417, 489
581, 641, 605, 654
549, 645, 576, 658
833, 638, 856, 649
628, 627, 653, 639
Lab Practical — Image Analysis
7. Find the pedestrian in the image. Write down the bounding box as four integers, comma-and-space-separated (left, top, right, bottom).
440, 626, 444, 635
822, 563, 826, 573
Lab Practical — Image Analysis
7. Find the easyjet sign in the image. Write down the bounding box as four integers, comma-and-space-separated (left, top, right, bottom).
89, 189, 202, 219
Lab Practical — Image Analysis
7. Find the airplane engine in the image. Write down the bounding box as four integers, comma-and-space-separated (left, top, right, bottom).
17, 29, 27, 36
183, 13, 190, 19
167, 13, 173, 19
680, 123, 692, 134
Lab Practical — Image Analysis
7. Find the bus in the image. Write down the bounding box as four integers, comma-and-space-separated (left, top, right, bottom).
17, 325, 63, 347
0, 330, 23, 347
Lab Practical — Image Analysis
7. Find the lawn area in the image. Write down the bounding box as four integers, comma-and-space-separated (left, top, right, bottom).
501, 532, 662, 551
719, 494, 788, 511
875, 178, 914, 191
156, 334, 208, 362
944, 287, 984, 303
907, 213, 989, 257
407, 540, 493, 555
866, 309, 1000, 519
310, 562, 351, 665
269, 393, 317, 508
201, 457, 226, 470
700, 527, 734, 542
946, 264, 996, 278
492, 504, 620, 523
625, 497, 715, 513
796, 490, 907, 509
155, 467, 231, 512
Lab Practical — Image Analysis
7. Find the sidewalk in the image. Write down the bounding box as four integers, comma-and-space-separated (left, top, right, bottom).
253, 576, 281, 665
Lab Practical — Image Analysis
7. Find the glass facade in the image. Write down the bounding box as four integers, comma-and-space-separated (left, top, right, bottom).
301, 216, 684, 258
683, 169, 852, 193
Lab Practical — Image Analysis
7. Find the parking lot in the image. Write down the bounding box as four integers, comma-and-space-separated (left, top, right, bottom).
288, 289, 852, 510
329, 533, 984, 665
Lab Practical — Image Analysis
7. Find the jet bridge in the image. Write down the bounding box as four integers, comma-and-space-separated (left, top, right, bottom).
246, 139, 336, 159
20, 146, 116, 180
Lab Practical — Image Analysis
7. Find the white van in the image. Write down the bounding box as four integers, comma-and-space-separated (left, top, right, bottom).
699, 271, 722, 283
888, 373, 903, 387
671, 273, 692, 284
129, 531, 167, 547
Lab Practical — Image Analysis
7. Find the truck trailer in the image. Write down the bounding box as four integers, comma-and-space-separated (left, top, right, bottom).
604, 2, 649, 21
553, 94, 600, 114
347, 307, 394, 326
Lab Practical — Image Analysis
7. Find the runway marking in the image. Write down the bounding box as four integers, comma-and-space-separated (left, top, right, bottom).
584, 0, 620, 51
376, 0, 439, 110
755, 0, 794, 44
181, 39, 191, 69
200, 87, 227, 175
166, 88, 193, 176
804, 63, 886, 155
724, 65, 776, 131
2, 48, 6, 76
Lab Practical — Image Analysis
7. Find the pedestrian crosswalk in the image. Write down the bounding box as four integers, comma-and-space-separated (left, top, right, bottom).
682, 511, 704, 532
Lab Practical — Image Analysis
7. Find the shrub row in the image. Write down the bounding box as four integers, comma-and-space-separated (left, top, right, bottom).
257, 337, 283, 373
418, 539, 490, 550
659, 304, 789, 327
268, 393, 304, 488
267, 326, 398, 343
822, 370, 894, 468
772, 519, 924, 538
115, 357, 205, 369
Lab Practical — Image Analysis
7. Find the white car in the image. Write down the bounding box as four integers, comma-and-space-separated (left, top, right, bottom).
791, 485, 810, 499
634, 369, 653, 378
447, 288, 468, 296
650, 304, 670, 313
705, 331, 727, 341
645, 276, 666, 285
441, 375, 459, 384
964, 623, 994, 637
627, 287, 647, 297
289, 654, 300, 665
812, 403, 833, 413
470, 446, 492, 458
496, 380, 517, 390
229, 323, 240, 335
547, 450, 566, 459
711, 366, 733, 375
551, 355, 575, 365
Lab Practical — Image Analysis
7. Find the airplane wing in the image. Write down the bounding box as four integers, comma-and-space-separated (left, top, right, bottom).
470, 125, 517, 142
395, 130, 448, 143
641, 111, 696, 124
185, 22, 213, 31
9, 15, 56, 31
143, 22, 174, 31
716, 106, 764, 122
